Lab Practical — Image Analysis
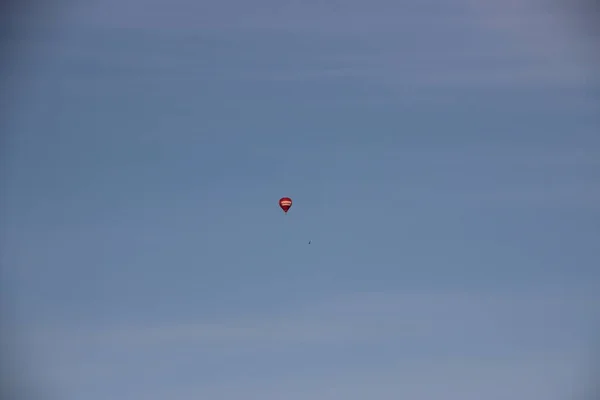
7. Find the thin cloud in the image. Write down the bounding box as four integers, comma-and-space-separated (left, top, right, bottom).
138, 355, 588, 400
22, 286, 596, 399
22, 0, 597, 92
28, 284, 597, 352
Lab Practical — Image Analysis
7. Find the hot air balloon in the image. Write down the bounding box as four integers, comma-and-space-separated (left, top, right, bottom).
279, 197, 292, 214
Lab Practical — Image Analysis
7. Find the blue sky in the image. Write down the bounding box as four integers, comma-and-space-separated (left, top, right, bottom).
1, 0, 599, 399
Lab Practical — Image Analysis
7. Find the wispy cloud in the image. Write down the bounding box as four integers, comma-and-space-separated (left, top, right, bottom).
20, 0, 596, 93
135, 355, 589, 400
21, 285, 597, 399
27, 285, 598, 358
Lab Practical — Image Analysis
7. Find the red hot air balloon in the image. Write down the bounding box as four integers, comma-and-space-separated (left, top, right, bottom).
279, 197, 292, 214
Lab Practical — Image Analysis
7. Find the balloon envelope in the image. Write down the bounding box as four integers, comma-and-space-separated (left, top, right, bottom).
279, 197, 292, 213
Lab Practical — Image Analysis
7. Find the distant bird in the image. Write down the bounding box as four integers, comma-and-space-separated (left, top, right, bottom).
308, 240, 311, 244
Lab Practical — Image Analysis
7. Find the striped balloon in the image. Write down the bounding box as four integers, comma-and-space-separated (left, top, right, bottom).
279, 197, 292, 213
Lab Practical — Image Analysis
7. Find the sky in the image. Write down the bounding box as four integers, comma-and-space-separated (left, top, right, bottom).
1, 0, 599, 399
